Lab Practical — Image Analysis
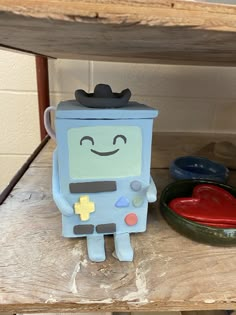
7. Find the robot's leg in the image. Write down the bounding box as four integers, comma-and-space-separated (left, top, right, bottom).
87, 235, 106, 262
114, 233, 134, 261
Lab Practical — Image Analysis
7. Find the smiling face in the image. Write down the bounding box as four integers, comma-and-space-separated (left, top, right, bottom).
68, 126, 142, 179
80, 134, 127, 157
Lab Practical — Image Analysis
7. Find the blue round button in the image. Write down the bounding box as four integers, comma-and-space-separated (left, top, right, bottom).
130, 180, 142, 191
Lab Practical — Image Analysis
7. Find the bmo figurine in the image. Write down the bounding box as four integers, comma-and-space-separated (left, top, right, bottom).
44, 84, 158, 262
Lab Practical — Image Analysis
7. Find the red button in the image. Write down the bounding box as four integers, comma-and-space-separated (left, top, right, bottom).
125, 213, 138, 226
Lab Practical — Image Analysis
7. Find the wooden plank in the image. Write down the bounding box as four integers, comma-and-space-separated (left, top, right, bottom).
1, 140, 236, 313
0, 137, 49, 205
19, 313, 112, 315
18, 312, 227, 315
183, 312, 228, 315
1, 0, 236, 65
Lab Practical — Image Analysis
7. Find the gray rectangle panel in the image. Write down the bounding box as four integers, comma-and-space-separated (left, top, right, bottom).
70, 181, 117, 193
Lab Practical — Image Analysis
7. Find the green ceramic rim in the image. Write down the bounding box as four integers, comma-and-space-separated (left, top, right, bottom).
160, 179, 236, 245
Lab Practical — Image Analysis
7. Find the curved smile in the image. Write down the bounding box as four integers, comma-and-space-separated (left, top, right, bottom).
90, 148, 120, 156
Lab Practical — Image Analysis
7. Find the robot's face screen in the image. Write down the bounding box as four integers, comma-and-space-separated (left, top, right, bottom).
68, 126, 142, 179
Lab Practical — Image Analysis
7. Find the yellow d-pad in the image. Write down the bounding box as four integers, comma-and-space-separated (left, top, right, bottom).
74, 195, 95, 221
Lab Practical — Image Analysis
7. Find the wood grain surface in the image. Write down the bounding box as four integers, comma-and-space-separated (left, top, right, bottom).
24, 311, 227, 315
1, 0, 236, 65
18, 311, 228, 315
183, 312, 228, 315
1, 139, 236, 313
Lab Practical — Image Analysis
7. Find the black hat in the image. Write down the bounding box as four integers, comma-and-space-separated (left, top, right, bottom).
75, 84, 131, 108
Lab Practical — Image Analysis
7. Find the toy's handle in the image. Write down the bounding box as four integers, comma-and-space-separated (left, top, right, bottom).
44, 106, 56, 140
146, 176, 157, 202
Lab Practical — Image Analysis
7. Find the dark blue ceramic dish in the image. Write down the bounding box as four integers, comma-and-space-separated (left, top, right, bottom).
170, 156, 229, 183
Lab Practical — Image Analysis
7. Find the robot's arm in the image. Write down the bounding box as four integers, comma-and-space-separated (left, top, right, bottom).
146, 176, 157, 203
52, 149, 74, 216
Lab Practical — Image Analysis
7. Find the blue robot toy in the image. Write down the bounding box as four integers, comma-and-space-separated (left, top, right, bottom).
44, 84, 158, 262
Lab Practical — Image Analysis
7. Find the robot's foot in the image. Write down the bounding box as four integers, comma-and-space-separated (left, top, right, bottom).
87, 235, 106, 262
114, 233, 134, 262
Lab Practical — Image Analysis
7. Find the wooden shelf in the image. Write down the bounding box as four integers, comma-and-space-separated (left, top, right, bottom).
1, 0, 236, 65
1, 1, 236, 311
1, 138, 236, 313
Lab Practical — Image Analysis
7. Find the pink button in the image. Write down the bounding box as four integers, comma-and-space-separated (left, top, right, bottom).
125, 213, 138, 226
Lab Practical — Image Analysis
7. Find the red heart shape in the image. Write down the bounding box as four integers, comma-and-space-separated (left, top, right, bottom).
169, 184, 236, 226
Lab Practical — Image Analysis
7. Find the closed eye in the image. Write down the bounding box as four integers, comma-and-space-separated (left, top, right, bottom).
80, 136, 94, 146
113, 134, 127, 145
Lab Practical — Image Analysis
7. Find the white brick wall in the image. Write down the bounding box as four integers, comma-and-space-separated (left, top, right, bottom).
49, 60, 236, 134
0, 50, 40, 193
1, 51, 236, 192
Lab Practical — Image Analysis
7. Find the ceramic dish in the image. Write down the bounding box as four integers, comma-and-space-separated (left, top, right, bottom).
170, 156, 229, 183
160, 179, 236, 245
